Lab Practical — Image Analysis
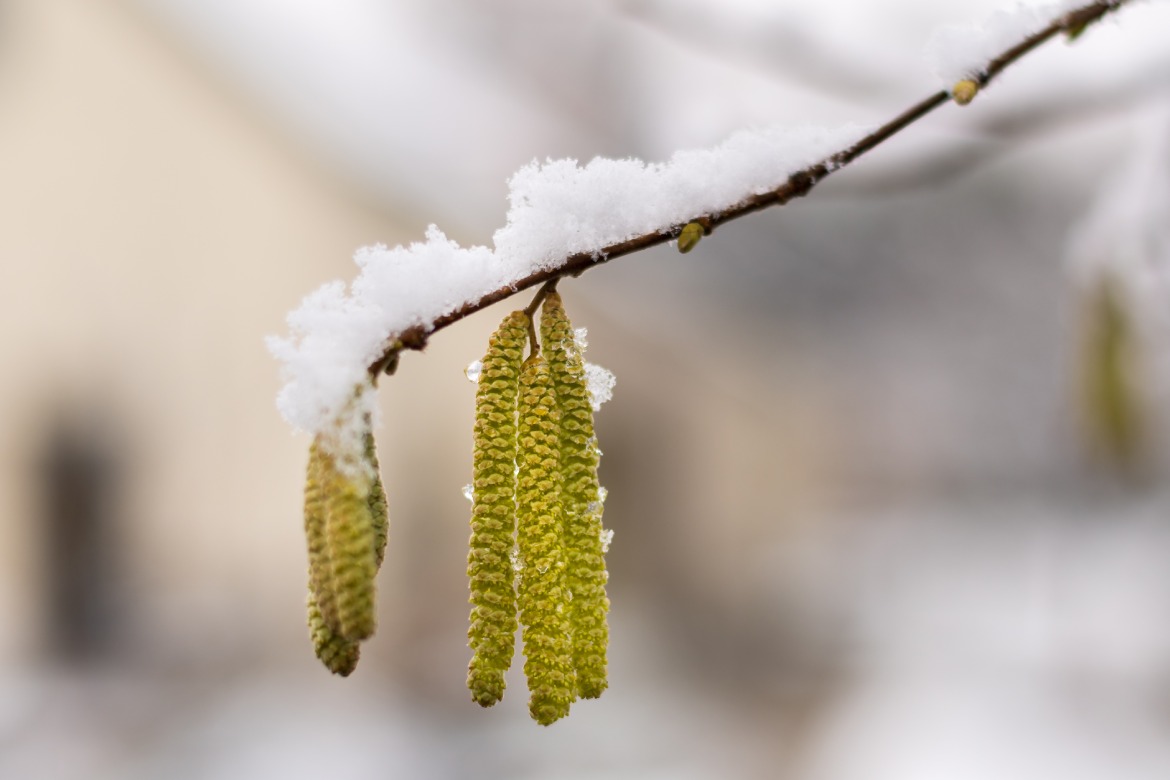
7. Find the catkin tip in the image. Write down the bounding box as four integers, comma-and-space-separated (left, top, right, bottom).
468, 674, 506, 707
530, 700, 571, 726
308, 591, 361, 676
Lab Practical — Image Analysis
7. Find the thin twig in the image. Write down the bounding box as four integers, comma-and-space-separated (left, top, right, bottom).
523, 280, 559, 320
369, 0, 1132, 376
521, 280, 558, 355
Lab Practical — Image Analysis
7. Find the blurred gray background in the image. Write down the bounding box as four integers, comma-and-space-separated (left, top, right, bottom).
1, 1, 1169, 778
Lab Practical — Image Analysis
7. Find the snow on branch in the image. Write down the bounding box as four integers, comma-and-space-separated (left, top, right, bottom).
927, 0, 1126, 84
269, 0, 1136, 435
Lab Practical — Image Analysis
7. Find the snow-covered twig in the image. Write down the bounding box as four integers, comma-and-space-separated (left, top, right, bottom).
375, 1, 1126, 357
271, 0, 1135, 435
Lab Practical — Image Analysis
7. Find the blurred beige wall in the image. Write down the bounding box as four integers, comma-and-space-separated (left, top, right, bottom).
0, 0, 426, 664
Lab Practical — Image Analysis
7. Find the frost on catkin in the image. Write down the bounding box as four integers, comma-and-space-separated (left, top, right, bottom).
516, 353, 575, 725
541, 292, 610, 699
467, 311, 528, 707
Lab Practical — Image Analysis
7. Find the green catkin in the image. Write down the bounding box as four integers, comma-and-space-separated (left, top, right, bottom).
1082, 275, 1143, 469
304, 409, 387, 674
305, 438, 362, 673
516, 353, 576, 725
467, 311, 529, 707
320, 436, 378, 642
541, 292, 610, 699
367, 431, 389, 569
305, 440, 339, 630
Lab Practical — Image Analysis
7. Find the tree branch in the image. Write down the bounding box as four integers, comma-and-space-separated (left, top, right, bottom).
370, 0, 1132, 376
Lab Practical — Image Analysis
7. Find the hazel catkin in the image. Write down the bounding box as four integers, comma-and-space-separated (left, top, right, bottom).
305, 441, 360, 675
515, 352, 576, 725
328, 485, 376, 643
540, 292, 610, 699
305, 440, 340, 633
467, 311, 529, 707
316, 427, 378, 643
304, 422, 381, 672
366, 430, 389, 569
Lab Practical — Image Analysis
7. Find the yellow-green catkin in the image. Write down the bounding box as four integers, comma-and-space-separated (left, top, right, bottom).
467, 311, 529, 707
1081, 275, 1143, 469
516, 353, 575, 725
541, 292, 610, 699
367, 431, 389, 569
304, 404, 387, 674
318, 433, 378, 642
305, 438, 365, 673
305, 440, 338, 630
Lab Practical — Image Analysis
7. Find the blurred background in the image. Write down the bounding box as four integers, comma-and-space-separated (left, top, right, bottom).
1, 0, 1169, 777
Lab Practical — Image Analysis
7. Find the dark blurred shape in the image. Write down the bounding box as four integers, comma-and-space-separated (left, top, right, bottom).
38, 407, 127, 663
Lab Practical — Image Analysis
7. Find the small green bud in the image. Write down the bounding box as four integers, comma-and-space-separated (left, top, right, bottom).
1065, 21, 1090, 41
952, 79, 979, 106
677, 221, 704, 254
